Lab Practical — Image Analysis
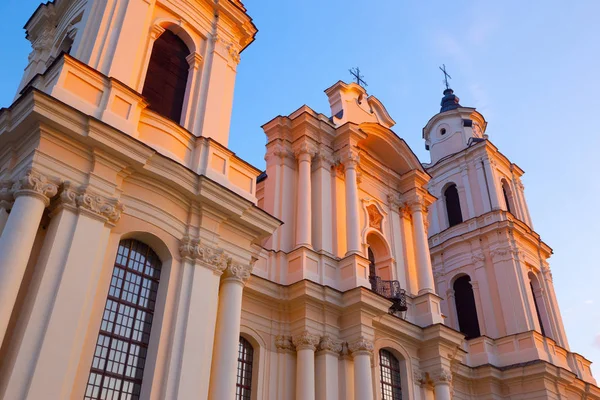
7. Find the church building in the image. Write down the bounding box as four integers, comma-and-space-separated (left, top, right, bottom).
0, 0, 597, 399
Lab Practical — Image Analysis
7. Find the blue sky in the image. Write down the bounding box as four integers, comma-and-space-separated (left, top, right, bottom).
2, 0, 600, 377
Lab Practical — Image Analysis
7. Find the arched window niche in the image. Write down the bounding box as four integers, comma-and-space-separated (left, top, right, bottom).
453, 275, 481, 339
142, 29, 192, 123
528, 271, 551, 338
501, 179, 515, 215
375, 344, 411, 400
84, 239, 163, 400
366, 231, 394, 289
444, 183, 463, 228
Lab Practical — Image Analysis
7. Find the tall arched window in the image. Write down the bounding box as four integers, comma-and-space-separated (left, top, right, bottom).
501, 180, 513, 214
142, 30, 191, 122
236, 337, 254, 400
529, 272, 549, 337
453, 275, 481, 339
368, 247, 377, 290
84, 239, 162, 400
444, 184, 463, 227
379, 349, 402, 400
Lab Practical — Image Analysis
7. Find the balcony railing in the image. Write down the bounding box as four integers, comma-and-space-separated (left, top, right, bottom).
370, 276, 408, 313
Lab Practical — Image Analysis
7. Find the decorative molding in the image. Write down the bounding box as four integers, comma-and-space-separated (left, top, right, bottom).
275, 335, 295, 353
12, 170, 59, 206
367, 204, 383, 231
471, 252, 486, 269
317, 335, 343, 354
0, 181, 14, 210
339, 148, 360, 169
293, 142, 317, 159
292, 331, 320, 351
348, 336, 374, 356
413, 369, 426, 385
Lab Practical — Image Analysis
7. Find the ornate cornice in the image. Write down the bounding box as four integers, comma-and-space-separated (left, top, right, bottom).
348, 337, 374, 356
275, 335, 295, 353
12, 170, 59, 206
317, 335, 343, 354
292, 331, 320, 351
57, 182, 123, 224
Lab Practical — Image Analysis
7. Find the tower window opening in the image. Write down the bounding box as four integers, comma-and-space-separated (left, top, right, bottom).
501, 180, 514, 214
453, 275, 481, 339
444, 184, 463, 227
379, 349, 402, 400
529, 272, 549, 337
142, 30, 191, 123
236, 337, 254, 400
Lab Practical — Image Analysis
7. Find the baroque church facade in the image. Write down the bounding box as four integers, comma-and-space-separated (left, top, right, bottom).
0, 0, 597, 399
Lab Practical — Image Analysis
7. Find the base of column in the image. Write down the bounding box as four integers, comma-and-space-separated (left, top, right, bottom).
412, 292, 444, 327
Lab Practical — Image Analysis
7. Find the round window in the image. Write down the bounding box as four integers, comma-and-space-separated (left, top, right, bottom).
440, 128, 447, 135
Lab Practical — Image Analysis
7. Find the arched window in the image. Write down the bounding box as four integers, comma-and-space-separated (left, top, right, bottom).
142, 30, 191, 122
444, 184, 463, 227
453, 275, 481, 339
501, 180, 513, 214
529, 272, 549, 337
379, 349, 402, 400
236, 336, 254, 400
85, 239, 162, 400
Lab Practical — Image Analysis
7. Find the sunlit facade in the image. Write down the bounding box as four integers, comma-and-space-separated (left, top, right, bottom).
0, 0, 598, 399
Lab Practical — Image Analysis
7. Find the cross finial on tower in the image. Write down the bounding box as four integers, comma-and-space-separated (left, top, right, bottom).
349, 67, 368, 88
439, 64, 452, 90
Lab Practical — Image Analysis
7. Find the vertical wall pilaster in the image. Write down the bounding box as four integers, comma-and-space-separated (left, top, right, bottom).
315, 336, 342, 400
292, 331, 320, 400
342, 150, 361, 255
348, 337, 374, 400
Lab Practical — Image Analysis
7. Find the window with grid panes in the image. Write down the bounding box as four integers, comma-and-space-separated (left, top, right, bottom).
84, 240, 162, 400
379, 349, 402, 400
236, 337, 254, 400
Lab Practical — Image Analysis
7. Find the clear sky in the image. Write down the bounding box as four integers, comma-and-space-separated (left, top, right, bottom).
1, 0, 600, 377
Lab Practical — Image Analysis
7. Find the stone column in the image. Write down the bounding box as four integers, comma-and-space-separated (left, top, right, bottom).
181, 52, 204, 130
349, 337, 374, 400
342, 150, 361, 255
208, 261, 253, 400
0, 181, 13, 237
293, 331, 320, 400
316, 335, 342, 400
433, 369, 452, 400
409, 200, 435, 294
339, 342, 355, 400
482, 158, 500, 210
0, 171, 58, 348
170, 239, 229, 399
474, 159, 491, 213
459, 165, 475, 219
275, 336, 296, 400
295, 144, 314, 248
313, 153, 334, 254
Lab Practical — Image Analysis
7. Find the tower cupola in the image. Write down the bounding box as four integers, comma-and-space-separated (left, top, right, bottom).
423, 88, 487, 165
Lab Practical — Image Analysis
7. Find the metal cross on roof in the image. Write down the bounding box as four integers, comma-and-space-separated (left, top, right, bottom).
349, 67, 368, 88
439, 64, 452, 90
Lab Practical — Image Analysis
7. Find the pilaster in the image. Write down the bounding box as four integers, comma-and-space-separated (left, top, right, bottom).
348, 336, 374, 400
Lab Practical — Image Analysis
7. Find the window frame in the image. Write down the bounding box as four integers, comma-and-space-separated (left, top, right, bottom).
236, 336, 254, 400
379, 349, 403, 400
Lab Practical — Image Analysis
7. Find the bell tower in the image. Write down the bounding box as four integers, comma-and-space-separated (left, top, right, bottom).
422, 87, 595, 382
16, 0, 255, 147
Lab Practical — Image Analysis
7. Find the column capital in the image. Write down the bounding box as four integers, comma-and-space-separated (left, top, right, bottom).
0, 181, 14, 210
339, 148, 360, 169
413, 369, 427, 386
314, 152, 335, 169
471, 253, 486, 269
317, 335, 343, 355
387, 193, 402, 209
432, 368, 453, 385
293, 141, 317, 160
275, 335, 295, 353
12, 170, 59, 206
57, 182, 123, 225
292, 331, 320, 351
222, 258, 256, 284
407, 198, 428, 214
348, 336, 374, 356
179, 236, 231, 275
541, 265, 554, 282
